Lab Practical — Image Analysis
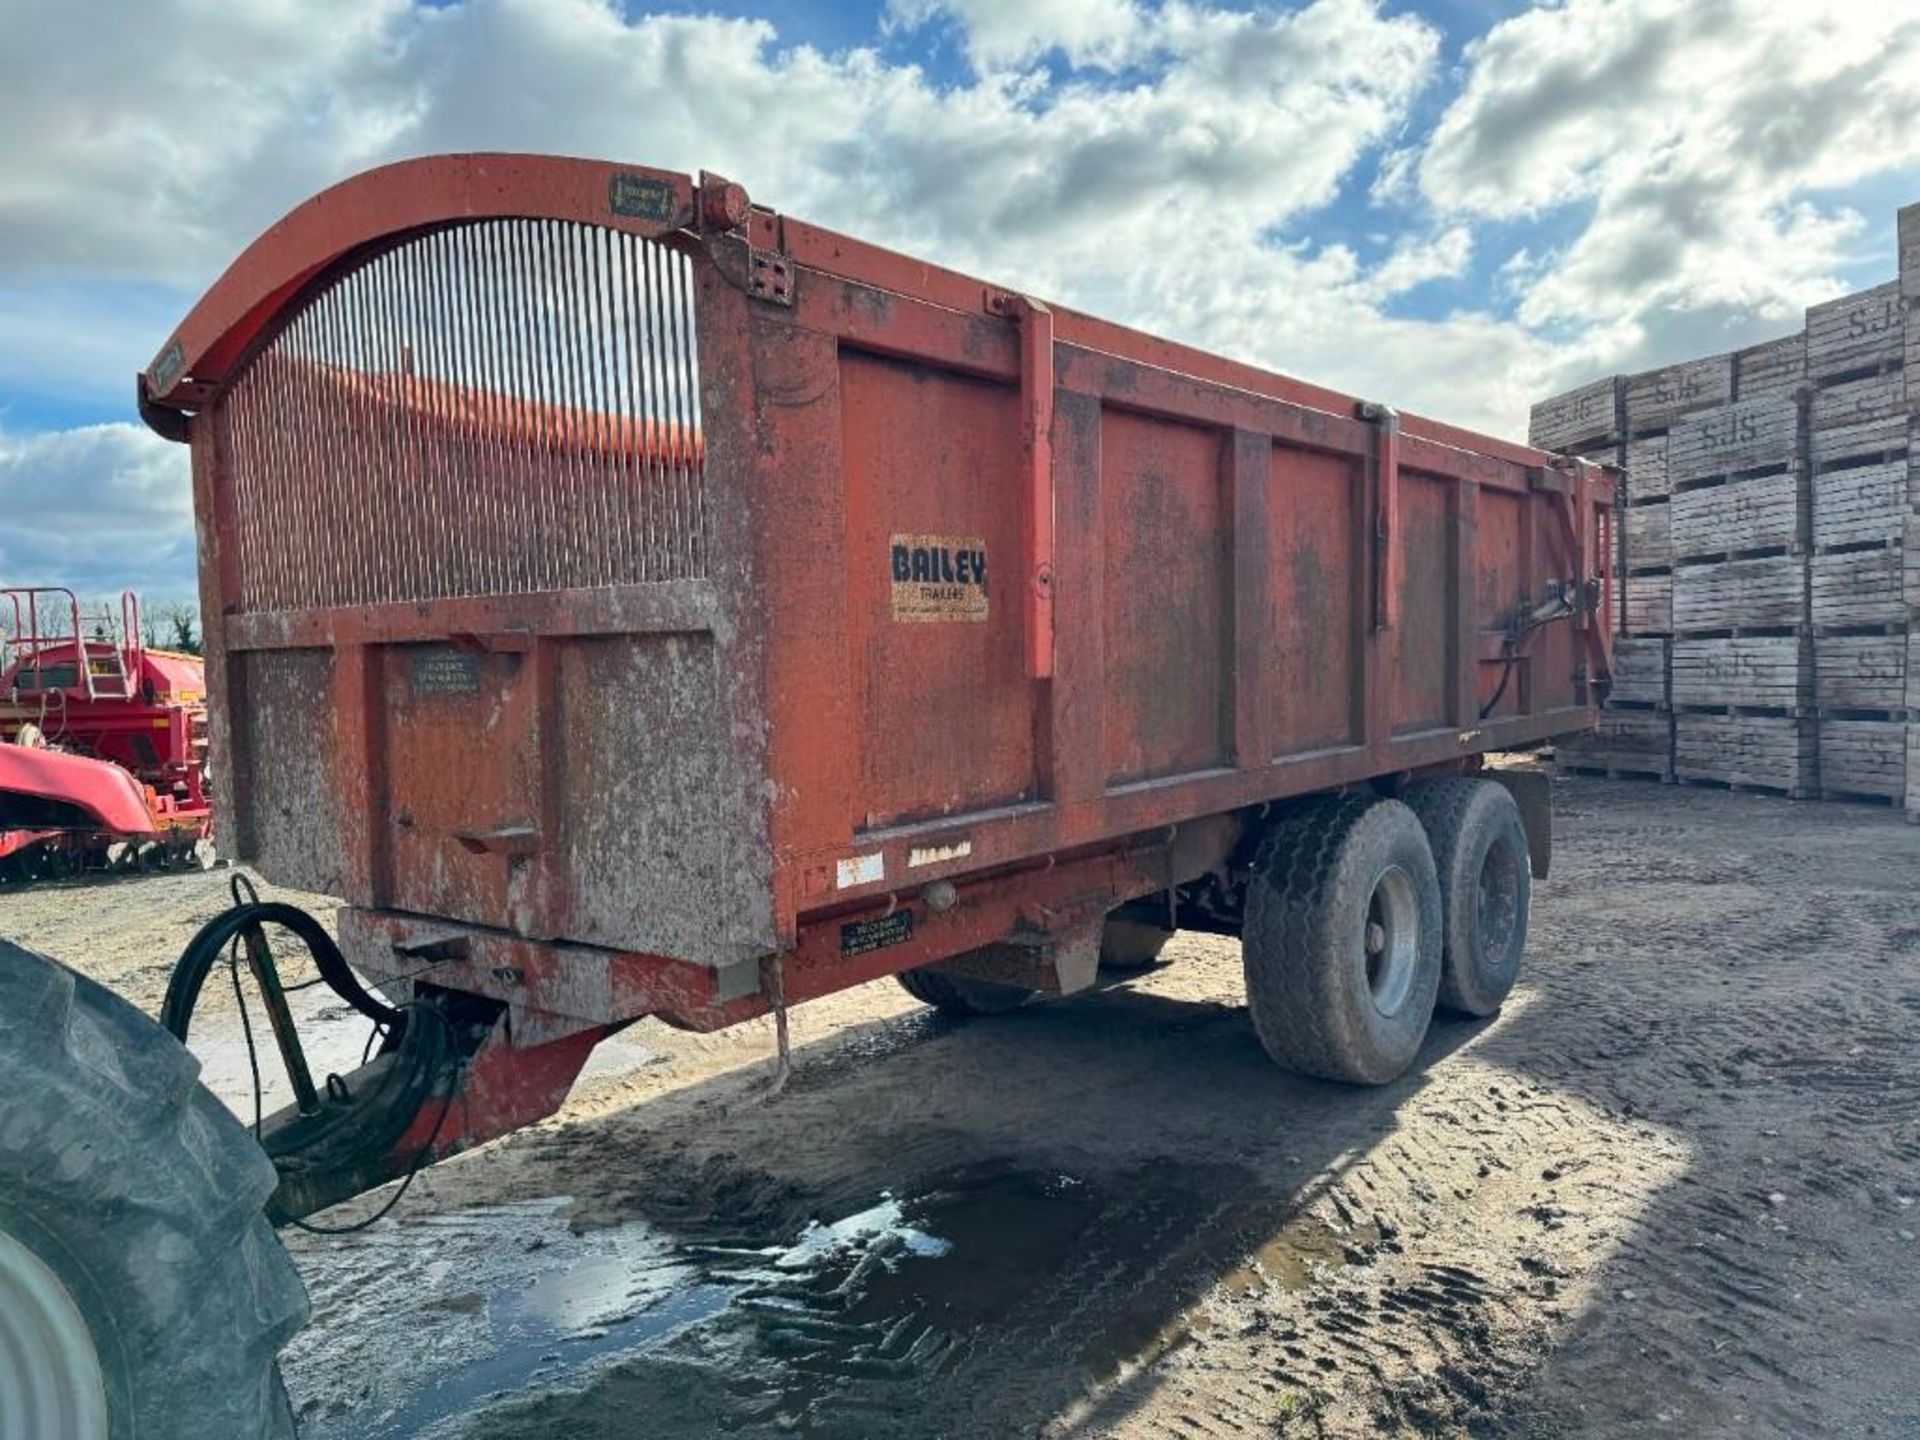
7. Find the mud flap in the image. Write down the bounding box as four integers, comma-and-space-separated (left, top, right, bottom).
1489, 770, 1552, 879
928, 922, 1101, 996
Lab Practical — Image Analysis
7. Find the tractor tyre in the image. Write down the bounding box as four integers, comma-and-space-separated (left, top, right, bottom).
1099, 918, 1172, 972
0, 939, 308, 1440
1402, 778, 1530, 1017
1242, 795, 1443, 1085
896, 965, 1034, 1016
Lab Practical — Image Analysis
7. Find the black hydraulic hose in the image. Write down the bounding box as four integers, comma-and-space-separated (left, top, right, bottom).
1479, 644, 1520, 721
162, 899, 403, 1044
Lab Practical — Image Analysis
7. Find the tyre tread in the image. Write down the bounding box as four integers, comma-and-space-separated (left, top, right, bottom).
1242, 795, 1442, 1084
0, 938, 306, 1439
1402, 778, 1529, 1017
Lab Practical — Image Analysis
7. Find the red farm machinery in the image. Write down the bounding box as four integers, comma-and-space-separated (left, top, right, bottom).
0, 587, 212, 879
0, 154, 1613, 1437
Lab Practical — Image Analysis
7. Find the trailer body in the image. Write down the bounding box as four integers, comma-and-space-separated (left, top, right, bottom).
142, 155, 1611, 1168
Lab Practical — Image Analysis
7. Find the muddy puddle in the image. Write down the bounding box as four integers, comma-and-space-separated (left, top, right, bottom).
287, 1164, 1379, 1439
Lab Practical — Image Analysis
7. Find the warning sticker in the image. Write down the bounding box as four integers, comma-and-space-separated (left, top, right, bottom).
836, 852, 885, 889
890, 535, 989, 623
841, 911, 913, 956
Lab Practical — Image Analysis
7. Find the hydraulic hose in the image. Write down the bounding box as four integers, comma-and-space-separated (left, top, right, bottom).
161, 899, 402, 1044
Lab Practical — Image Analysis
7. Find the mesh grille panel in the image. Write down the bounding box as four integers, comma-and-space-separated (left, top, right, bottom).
217, 219, 705, 614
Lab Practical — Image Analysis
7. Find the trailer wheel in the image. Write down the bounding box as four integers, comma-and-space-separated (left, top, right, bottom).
1099, 917, 1172, 972
896, 965, 1033, 1015
0, 940, 307, 1440
1403, 778, 1530, 1017
1242, 796, 1442, 1085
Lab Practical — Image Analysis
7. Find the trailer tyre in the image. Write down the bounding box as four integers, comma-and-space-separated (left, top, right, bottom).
0, 940, 308, 1440
1243, 796, 1443, 1085
896, 966, 1033, 1015
1403, 778, 1530, 1017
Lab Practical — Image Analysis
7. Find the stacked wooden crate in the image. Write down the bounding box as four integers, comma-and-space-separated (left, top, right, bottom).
1534, 195, 1920, 812
1620, 357, 1738, 641
1903, 204, 1920, 822
1532, 376, 1675, 777
1806, 280, 1908, 802
1667, 378, 1816, 795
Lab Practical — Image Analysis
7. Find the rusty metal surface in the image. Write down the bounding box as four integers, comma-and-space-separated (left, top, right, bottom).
154, 153, 1615, 1049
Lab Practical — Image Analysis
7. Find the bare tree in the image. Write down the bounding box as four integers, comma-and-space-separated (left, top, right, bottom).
152, 600, 200, 655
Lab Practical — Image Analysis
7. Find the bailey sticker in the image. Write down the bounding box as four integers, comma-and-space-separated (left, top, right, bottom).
891, 535, 988, 622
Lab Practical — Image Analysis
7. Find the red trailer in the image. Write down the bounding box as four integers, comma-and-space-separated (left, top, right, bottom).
131, 151, 1614, 1206
0, 153, 1615, 1439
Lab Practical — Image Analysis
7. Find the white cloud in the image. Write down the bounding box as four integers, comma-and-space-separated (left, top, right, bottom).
0, 0, 412, 284
887, 0, 1146, 71
1363, 224, 1474, 300
0, 424, 195, 598
1419, 0, 1920, 360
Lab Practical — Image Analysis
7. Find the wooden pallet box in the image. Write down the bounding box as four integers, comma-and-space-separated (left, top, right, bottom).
1818, 718, 1907, 799
1810, 370, 1905, 430
1908, 537, 1920, 622
1674, 712, 1815, 793
1806, 280, 1903, 383
1670, 470, 1802, 561
1908, 723, 1920, 822
1904, 201, 1920, 381
1812, 459, 1907, 550
1673, 555, 1806, 632
1623, 568, 1672, 635
1625, 501, 1672, 571
1626, 354, 1734, 436
1672, 635, 1810, 711
1530, 375, 1621, 452
1558, 707, 1673, 778
1668, 398, 1798, 485
1624, 434, 1671, 504
1812, 548, 1905, 631
1609, 636, 1671, 708
1735, 332, 1807, 404
1815, 633, 1907, 713
1810, 412, 1908, 472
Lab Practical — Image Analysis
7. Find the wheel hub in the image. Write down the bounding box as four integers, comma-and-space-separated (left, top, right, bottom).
1362, 865, 1420, 1018
0, 1231, 109, 1440
1476, 835, 1523, 972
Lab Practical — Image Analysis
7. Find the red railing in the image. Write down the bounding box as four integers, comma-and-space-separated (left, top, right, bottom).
2, 588, 140, 703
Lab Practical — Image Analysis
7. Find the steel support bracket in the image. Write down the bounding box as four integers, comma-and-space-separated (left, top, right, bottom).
985, 289, 1057, 678
747, 249, 794, 306
1359, 401, 1401, 632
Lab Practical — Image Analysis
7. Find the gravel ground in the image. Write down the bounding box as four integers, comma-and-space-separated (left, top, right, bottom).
5, 774, 1918, 1438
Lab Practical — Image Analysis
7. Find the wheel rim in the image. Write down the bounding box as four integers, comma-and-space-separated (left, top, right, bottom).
1476, 832, 1524, 974
0, 1231, 109, 1440
1362, 864, 1420, 1017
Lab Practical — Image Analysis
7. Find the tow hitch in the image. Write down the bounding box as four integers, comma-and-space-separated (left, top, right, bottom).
161, 878, 603, 1227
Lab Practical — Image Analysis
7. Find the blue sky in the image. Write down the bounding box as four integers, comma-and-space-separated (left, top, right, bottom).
3, 0, 1919, 602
